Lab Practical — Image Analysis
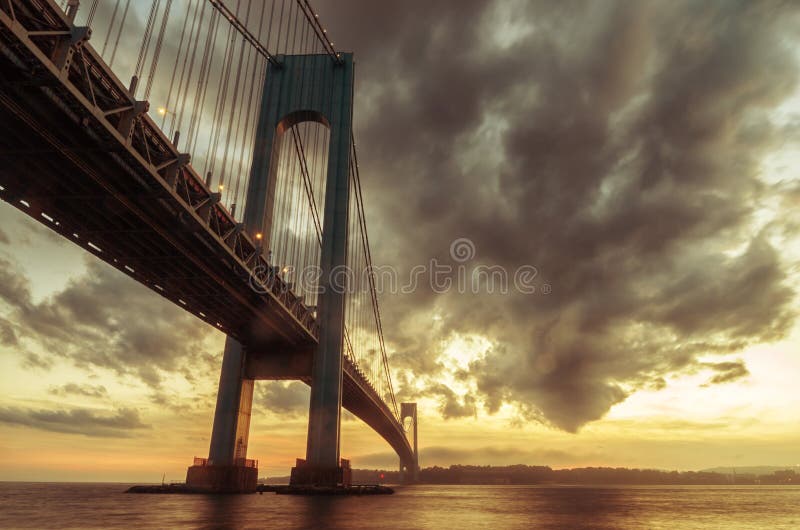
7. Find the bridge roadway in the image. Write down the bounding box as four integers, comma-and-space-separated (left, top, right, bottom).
0, 0, 413, 468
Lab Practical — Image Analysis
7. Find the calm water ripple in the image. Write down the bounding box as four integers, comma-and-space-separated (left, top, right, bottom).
1, 483, 799, 529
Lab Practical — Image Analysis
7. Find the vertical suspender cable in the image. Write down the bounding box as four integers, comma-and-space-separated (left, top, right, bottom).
238, 0, 269, 217
190, 5, 218, 163
160, 0, 194, 129
86, 0, 99, 26
144, 0, 174, 100
109, 0, 131, 68
231, 39, 254, 214
220, 0, 250, 205
267, 0, 277, 51
134, 0, 162, 96
275, 0, 286, 55
167, 1, 196, 135
207, 5, 237, 179
100, 0, 119, 57
173, 0, 205, 141
101, 0, 122, 57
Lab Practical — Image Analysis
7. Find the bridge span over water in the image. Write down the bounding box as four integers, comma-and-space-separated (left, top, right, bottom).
0, 0, 418, 490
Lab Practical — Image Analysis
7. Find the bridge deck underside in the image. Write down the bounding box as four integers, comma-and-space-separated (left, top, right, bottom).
0, 0, 413, 467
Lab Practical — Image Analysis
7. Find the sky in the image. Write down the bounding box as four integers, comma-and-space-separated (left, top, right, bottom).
1, 0, 800, 482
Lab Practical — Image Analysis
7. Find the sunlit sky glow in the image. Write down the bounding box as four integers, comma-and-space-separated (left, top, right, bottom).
1, 1, 800, 482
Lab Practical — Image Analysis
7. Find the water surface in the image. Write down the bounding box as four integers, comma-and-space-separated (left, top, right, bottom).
1, 483, 798, 529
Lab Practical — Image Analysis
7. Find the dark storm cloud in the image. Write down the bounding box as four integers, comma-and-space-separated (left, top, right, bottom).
49, 383, 109, 399
313, 1, 800, 431
0, 317, 16, 346
353, 444, 601, 469
0, 1, 796, 438
702, 360, 750, 386
0, 257, 30, 308
0, 406, 148, 437
421, 383, 478, 420
256, 381, 309, 417
0, 246, 219, 389
21, 352, 53, 370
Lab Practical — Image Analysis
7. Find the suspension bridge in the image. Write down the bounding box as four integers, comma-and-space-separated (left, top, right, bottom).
0, 0, 418, 492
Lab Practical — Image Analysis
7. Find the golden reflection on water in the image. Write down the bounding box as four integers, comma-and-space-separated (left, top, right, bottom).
1, 483, 799, 529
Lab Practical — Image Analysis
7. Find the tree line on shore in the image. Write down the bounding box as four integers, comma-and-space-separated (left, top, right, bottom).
346, 465, 798, 485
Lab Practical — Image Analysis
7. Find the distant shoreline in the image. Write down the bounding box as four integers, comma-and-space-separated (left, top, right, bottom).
1, 465, 796, 486
262, 464, 800, 486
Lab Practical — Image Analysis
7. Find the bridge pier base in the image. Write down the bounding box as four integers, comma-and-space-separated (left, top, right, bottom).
186, 336, 257, 493
185, 463, 257, 494
289, 458, 352, 487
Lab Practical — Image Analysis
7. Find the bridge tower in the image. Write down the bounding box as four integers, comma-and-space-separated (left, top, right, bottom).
400, 402, 420, 482
187, 53, 355, 491
0, 0, 413, 495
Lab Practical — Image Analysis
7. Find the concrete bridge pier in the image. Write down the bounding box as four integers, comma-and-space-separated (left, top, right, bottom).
186, 337, 257, 493
400, 403, 420, 483
239, 52, 356, 487
289, 52, 354, 485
